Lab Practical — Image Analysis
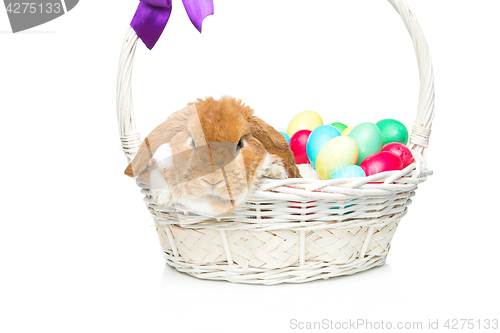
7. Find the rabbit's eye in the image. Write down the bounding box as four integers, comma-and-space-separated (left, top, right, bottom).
235, 139, 243, 156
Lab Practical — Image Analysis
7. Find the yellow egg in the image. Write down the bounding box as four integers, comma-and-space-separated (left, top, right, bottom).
341, 126, 354, 136
315, 136, 359, 180
287, 111, 323, 137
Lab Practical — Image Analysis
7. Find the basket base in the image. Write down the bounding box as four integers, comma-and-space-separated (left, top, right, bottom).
163, 251, 387, 285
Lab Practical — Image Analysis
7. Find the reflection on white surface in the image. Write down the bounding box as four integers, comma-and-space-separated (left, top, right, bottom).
158, 263, 400, 332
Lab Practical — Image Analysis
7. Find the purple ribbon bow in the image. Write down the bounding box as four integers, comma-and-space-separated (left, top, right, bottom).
131, 0, 214, 50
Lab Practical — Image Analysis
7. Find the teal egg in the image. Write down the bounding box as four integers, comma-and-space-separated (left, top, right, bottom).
306, 125, 341, 168
330, 199, 356, 215
330, 165, 366, 179
348, 122, 383, 165
278, 131, 291, 144
376, 119, 409, 145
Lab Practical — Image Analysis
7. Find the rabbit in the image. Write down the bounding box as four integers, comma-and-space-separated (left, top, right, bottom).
124, 96, 301, 216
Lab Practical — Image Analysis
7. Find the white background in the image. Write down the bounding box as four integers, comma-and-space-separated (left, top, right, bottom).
1, 1, 499, 332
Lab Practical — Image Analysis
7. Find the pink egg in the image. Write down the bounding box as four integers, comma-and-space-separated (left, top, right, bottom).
383, 142, 414, 168
289, 130, 312, 164
360, 151, 403, 176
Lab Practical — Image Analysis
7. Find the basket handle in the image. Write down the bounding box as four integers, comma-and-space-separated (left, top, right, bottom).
116, 0, 434, 165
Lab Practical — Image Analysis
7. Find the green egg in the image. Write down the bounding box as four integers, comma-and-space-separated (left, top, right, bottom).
376, 119, 409, 145
330, 122, 348, 133
348, 122, 383, 165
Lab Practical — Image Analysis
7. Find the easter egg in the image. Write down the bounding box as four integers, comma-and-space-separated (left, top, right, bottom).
348, 122, 383, 165
278, 131, 291, 144
383, 142, 414, 168
287, 111, 323, 137
331, 122, 348, 133
289, 200, 316, 214
306, 125, 341, 168
330, 165, 366, 179
330, 200, 356, 214
376, 119, 409, 145
360, 151, 403, 176
315, 136, 359, 180
341, 126, 354, 136
289, 130, 312, 164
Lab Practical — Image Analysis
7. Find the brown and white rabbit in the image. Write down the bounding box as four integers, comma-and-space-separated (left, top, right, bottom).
124, 96, 301, 216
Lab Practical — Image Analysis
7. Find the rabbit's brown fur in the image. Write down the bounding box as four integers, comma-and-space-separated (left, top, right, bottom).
125, 96, 300, 216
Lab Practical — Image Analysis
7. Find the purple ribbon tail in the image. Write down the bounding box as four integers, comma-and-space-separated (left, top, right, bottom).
182, 0, 214, 33
131, 2, 172, 50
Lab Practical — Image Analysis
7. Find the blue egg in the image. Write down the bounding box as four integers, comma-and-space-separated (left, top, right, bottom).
330, 165, 366, 179
278, 131, 290, 144
306, 125, 341, 168
330, 199, 356, 215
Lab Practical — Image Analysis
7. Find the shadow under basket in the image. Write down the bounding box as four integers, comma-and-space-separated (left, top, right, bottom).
116, 0, 434, 285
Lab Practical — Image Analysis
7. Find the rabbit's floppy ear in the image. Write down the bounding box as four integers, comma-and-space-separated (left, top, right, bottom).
247, 115, 302, 178
124, 104, 196, 178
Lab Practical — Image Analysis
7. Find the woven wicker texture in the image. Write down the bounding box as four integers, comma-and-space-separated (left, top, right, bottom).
117, 0, 434, 284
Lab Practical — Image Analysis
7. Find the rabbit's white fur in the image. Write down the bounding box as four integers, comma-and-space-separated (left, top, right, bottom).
297, 164, 321, 179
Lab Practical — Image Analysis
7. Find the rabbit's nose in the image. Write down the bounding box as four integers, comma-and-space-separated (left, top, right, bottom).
202, 179, 224, 186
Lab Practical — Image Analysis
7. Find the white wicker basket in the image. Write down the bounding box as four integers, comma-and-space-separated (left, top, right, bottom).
117, 0, 434, 285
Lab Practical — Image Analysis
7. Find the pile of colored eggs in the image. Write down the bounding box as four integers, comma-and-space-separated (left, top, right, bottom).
282, 111, 414, 180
